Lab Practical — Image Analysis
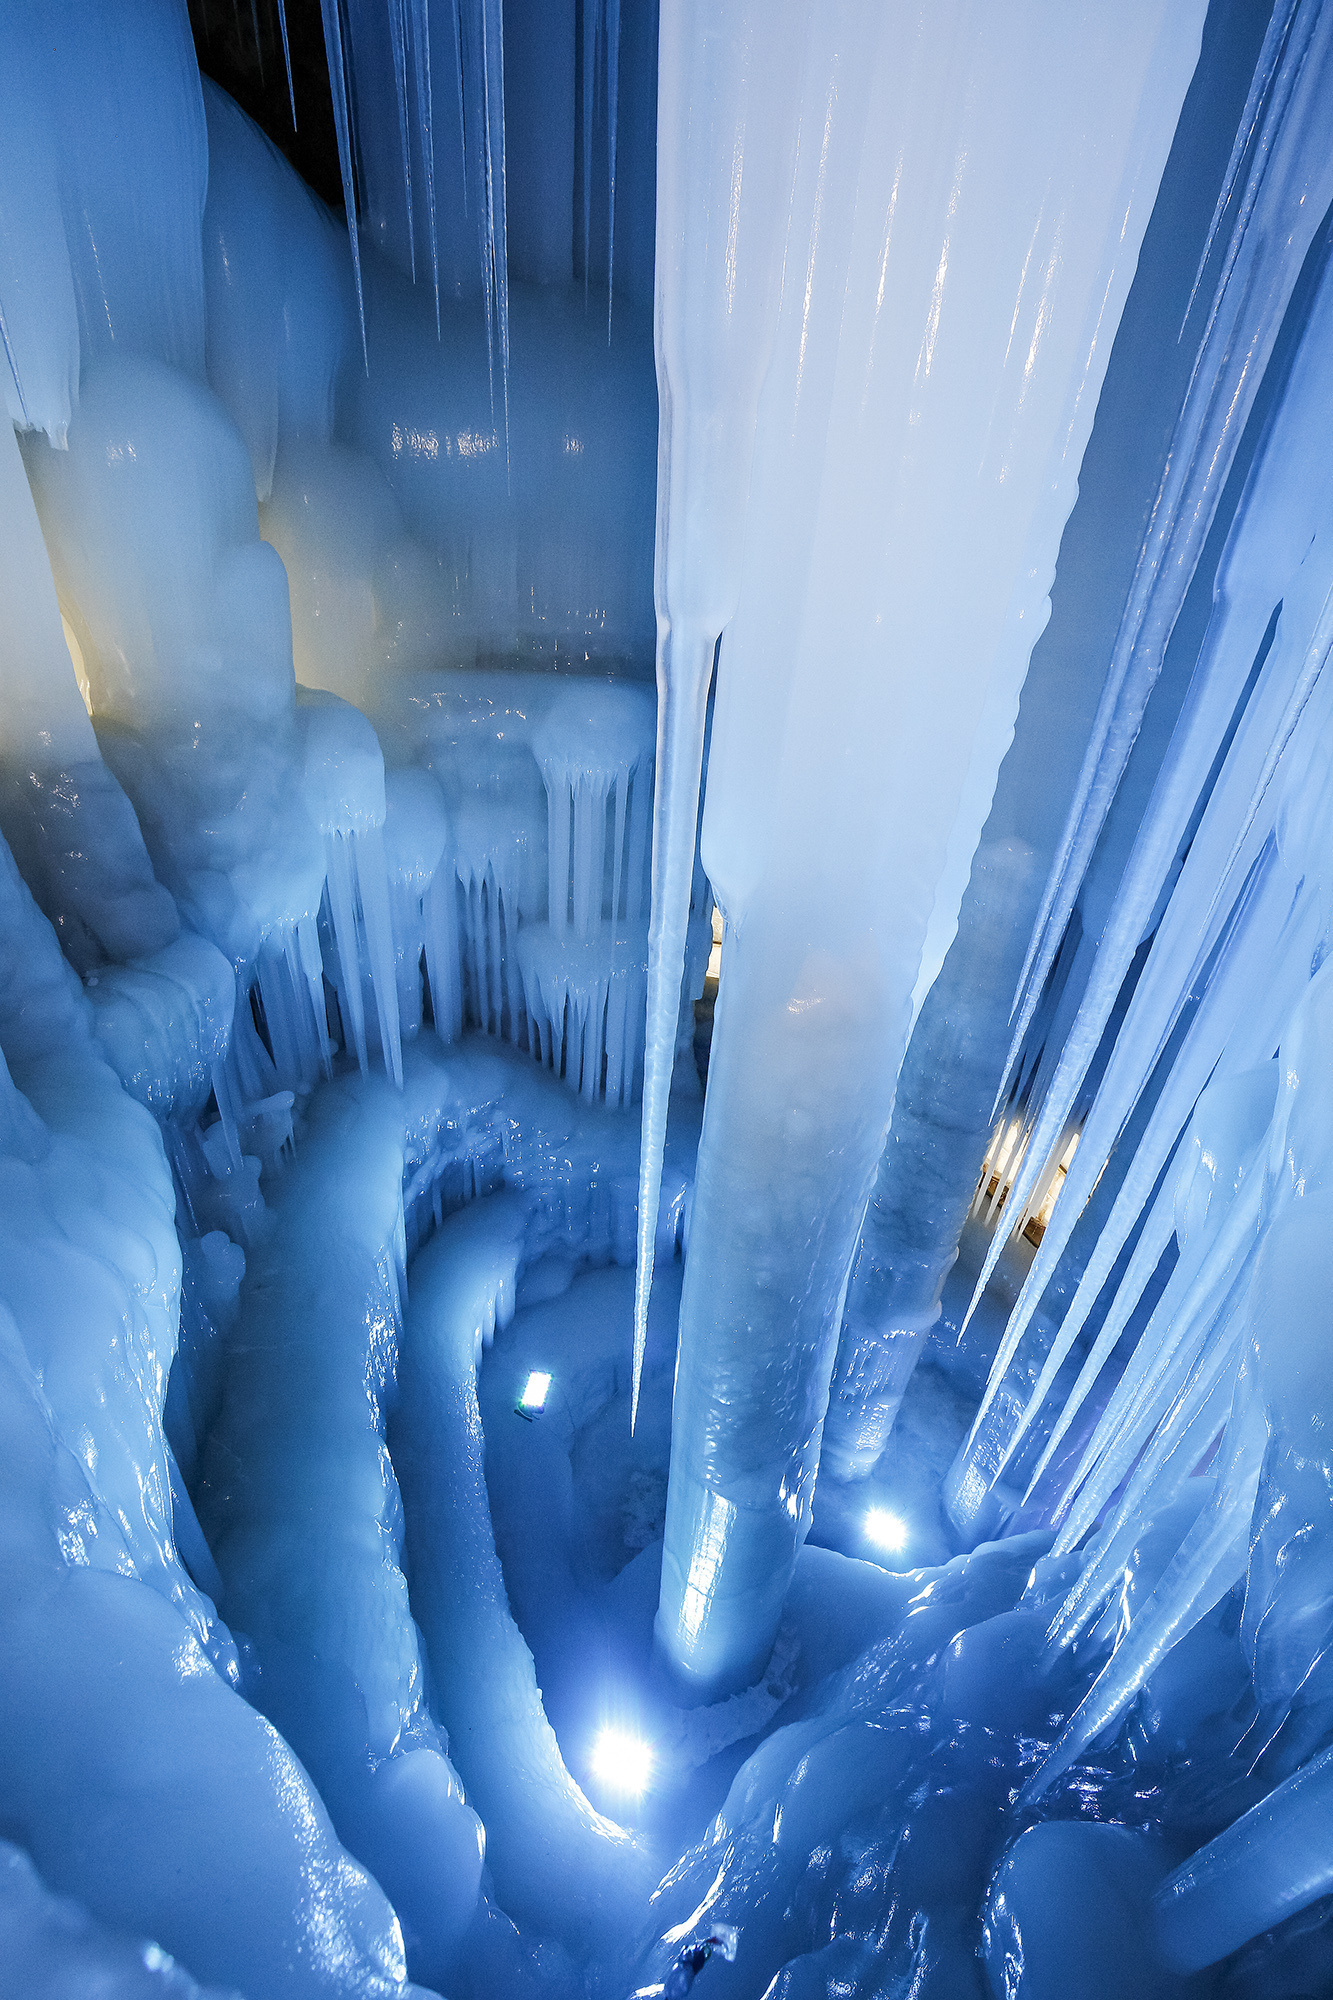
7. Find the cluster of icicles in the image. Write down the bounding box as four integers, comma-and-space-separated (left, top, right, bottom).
948, 0, 1333, 1827
304, 0, 625, 388
204, 679, 656, 1183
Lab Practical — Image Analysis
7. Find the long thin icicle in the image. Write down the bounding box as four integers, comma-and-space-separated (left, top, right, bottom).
387, 0, 415, 278
1179, 0, 1300, 334
605, 0, 620, 337
319, 0, 368, 364
274, 0, 297, 127
1014, 860, 1314, 1500
407, 0, 440, 328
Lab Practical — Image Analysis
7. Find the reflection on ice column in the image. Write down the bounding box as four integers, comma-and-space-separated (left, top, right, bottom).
632, 0, 807, 1423
654, 0, 1208, 1699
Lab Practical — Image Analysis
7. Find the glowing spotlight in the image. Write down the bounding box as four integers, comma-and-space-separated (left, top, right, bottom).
865, 1507, 908, 1557
515, 1370, 552, 1420
590, 1726, 654, 1797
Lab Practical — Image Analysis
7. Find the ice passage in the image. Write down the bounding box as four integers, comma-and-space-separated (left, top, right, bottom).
6, 0, 1333, 1994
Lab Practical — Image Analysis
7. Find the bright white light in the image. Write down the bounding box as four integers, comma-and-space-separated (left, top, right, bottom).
517, 1370, 551, 1414
865, 1507, 908, 1556
590, 1726, 654, 1797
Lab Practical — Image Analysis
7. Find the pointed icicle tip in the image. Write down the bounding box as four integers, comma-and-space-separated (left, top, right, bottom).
274, 0, 297, 127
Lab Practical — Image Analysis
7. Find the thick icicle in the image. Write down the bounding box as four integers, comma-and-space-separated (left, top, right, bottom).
632, 0, 808, 1429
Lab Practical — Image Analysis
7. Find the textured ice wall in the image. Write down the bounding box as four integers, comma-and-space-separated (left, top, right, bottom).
0, 837, 432, 2000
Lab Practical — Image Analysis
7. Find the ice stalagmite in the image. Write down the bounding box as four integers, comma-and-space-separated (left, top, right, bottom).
655, 0, 1207, 1699
633, 0, 808, 1426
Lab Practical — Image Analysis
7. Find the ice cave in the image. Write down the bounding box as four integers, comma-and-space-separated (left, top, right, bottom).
8, 0, 1333, 1994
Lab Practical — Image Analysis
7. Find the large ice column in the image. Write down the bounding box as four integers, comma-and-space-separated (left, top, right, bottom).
631, 0, 810, 1419
655, 0, 1207, 1699
0, 839, 427, 2000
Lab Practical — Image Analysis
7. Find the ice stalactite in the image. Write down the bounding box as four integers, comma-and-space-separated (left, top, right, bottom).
949, 231, 1333, 1537
203, 38, 659, 687
450, 800, 528, 1042
318, 0, 368, 360
993, 0, 1333, 1139
327, 0, 512, 409
1154, 980, 1333, 1957
1156, 1737, 1333, 1974
384, 767, 450, 1038
633, 0, 809, 1428
516, 923, 648, 1108
298, 689, 404, 1086
992, 661, 1333, 1840
653, 0, 1207, 1699
87, 934, 238, 1124
520, 683, 654, 1107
